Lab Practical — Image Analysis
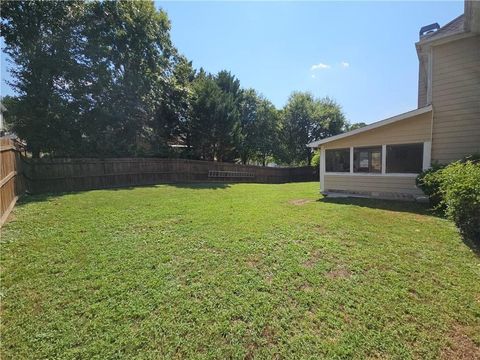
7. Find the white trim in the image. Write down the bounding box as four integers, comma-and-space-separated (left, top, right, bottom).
423, 141, 432, 170
320, 146, 325, 192
325, 172, 419, 178
307, 105, 433, 148
381, 145, 386, 175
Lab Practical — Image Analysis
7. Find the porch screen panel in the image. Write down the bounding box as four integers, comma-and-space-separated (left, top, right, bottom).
354, 146, 382, 173
386, 143, 423, 173
325, 148, 350, 172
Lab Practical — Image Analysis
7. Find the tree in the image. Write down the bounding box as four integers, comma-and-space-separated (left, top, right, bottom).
189, 70, 241, 161
1, 1, 85, 157
80, 0, 175, 156
236, 90, 280, 166
280, 92, 347, 165
189, 72, 220, 160
150, 55, 196, 157
237, 89, 259, 164
1, 1, 347, 165
252, 97, 279, 166
315, 97, 348, 139
347, 122, 367, 131
1, 0, 178, 157
213, 71, 242, 162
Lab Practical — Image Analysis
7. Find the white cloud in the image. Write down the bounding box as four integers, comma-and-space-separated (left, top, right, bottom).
341, 61, 350, 68
310, 62, 331, 71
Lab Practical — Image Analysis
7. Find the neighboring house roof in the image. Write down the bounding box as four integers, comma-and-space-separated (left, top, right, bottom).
419, 15, 465, 44
307, 105, 432, 148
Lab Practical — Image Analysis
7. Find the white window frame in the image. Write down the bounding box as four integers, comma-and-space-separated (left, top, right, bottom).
321, 141, 432, 180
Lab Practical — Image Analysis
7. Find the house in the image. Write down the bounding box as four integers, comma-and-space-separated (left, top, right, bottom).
307, 0, 480, 200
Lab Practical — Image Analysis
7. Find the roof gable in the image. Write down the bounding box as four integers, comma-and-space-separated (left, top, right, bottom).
307, 105, 432, 148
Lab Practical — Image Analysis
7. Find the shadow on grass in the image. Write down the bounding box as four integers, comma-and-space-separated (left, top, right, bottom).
15, 182, 233, 207
462, 237, 480, 257
167, 182, 231, 190
318, 196, 440, 217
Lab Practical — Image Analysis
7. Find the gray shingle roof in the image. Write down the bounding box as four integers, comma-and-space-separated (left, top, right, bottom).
421, 15, 465, 42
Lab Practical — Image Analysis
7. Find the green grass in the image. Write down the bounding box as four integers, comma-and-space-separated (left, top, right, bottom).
1, 182, 479, 359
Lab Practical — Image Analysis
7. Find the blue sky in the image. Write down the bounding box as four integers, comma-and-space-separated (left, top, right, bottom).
1, 1, 463, 124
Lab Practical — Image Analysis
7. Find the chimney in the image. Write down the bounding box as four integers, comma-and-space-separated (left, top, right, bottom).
419, 23, 440, 39
465, 0, 480, 33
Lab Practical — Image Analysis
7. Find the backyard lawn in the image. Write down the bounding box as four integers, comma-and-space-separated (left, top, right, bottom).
1, 182, 479, 359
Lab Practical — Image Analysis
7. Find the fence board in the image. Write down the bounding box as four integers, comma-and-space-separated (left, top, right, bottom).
0, 138, 25, 226
23, 157, 317, 194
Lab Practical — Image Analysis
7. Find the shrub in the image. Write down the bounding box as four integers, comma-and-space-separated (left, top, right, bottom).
419, 159, 480, 244
417, 154, 480, 208
416, 163, 446, 207
310, 151, 320, 168
437, 161, 480, 243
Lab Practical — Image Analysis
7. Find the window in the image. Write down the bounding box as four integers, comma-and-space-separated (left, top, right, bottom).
354, 146, 382, 173
386, 143, 423, 173
326, 148, 350, 172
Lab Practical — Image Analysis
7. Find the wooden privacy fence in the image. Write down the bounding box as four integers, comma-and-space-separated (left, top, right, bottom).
0, 148, 317, 224
0, 138, 25, 226
23, 158, 317, 194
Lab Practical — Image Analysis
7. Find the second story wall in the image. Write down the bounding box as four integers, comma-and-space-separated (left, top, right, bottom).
431, 35, 480, 163
417, 52, 428, 108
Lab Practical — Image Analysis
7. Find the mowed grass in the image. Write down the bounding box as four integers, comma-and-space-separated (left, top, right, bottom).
1, 182, 479, 359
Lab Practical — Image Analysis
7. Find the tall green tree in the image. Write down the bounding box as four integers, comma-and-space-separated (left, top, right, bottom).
213, 70, 242, 162
253, 97, 280, 166
80, 0, 175, 156
189, 70, 241, 162
237, 89, 259, 164
1, 1, 85, 157
149, 55, 195, 156
1, 0, 178, 157
280, 92, 347, 165
237, 90, 279, 165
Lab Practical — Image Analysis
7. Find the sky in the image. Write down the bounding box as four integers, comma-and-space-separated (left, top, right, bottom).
1, 1, 464, 125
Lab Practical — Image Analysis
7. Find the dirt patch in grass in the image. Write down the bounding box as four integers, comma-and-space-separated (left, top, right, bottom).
313, 224, 327, 234
441, 325, 480, 360
246, 257, 260, 269
264, 273, 273, 285
245, 326, 277, 360
261, 326, 277, 345
303, 251, 322, 268
326, 267, 351, 280
299, 283, 313, 292
289, 199, 312, 206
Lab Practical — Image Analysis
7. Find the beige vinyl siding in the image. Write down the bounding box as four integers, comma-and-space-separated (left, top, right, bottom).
323, 175, 423, 197
431, 35, 480, 163
417, 53, 428, 108
323, 112, 432, 150
320, 112, 431, 199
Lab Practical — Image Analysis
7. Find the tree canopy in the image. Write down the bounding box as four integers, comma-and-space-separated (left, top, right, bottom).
1, 0, 349, 164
